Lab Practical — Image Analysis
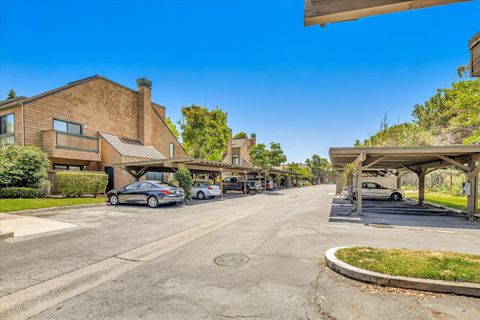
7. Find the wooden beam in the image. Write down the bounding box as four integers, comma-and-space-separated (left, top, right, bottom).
305, 0, 469, 26
437, 155, 469, 172
363, 156, 387, 169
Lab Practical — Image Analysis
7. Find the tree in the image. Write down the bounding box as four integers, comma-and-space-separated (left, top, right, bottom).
249, 143, 270, 169
355, 123, 433, 147
7, 89, 16, 100
268, 142, 287, 167
0, 144, 49, 188
285, 162, 311, 180
233, 131, 248, 139
306, 155, 331, 184
444, 78, 480, 145
165, 116, 180, 139
249, 142, 287, 169
174, 165, 193, 202
179, 105, 230, 161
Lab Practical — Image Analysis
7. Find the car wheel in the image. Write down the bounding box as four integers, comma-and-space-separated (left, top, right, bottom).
147, 196, 159, 208
197, 191, 205, 200
109, 195, 119, 206
391, 193, 402, 201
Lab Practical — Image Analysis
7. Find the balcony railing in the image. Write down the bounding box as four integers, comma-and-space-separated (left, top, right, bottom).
55, 131, 99, 153
41, 130, 101, 161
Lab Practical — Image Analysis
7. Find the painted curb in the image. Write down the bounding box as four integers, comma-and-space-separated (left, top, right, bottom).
325, 247, 480, 298
5, 203, 106, 216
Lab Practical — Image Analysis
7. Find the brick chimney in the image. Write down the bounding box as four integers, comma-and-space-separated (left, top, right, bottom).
250, 133, 256, 146
137, 78, 152, 145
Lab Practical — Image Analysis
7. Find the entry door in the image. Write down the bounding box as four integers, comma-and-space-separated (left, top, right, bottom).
105, 167, 114, 192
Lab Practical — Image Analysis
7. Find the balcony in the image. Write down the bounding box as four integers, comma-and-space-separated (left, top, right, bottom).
41, 130, 101, 162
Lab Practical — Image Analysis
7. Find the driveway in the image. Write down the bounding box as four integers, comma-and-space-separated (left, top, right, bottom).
1, 185, 479, 319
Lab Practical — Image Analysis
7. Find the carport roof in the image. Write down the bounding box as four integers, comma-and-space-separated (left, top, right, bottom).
117, 158, 301, 177
329, 145, 480, 171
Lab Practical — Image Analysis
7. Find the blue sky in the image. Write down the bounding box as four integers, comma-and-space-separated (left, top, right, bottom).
1, 0, 479, 162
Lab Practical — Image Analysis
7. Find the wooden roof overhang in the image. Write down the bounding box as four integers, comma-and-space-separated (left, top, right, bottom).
304, 0, 469, 27
329, 146, 480, 173
470, 31, 480, 77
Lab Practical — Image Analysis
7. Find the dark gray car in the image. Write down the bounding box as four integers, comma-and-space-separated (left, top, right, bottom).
107, 181, 185, 208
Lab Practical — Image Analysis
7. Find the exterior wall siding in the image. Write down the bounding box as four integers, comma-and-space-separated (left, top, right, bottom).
24, 78, 139, 147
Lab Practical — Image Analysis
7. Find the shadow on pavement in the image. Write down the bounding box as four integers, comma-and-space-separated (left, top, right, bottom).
329, 196, 480, 230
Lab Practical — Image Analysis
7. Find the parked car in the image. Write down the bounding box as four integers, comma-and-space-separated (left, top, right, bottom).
192, 182, 221, 200
107, 180, 185, 208
222, 176, 261, 194
352, 182, 404, 201
258, 177, 275, 191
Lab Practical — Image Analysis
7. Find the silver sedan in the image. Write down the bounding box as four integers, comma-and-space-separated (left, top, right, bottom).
192, 182, 221, 200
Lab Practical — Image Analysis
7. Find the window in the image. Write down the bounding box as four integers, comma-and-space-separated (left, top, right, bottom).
0, 113, 14, 145
53, 164, 84, 171
232, 156, 240, 166
146, 172, 163, 181
169, 143, 174, 158
125, 182, 142, 190
53, 119, 82, 135
138, 182, 153, 190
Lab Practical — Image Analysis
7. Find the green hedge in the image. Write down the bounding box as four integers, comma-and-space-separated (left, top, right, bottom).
0, 187, 38, 199
57, 172, 108, 197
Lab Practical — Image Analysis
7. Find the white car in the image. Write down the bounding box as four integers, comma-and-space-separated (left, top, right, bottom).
353, 182, 404, 201
192, 182, 221, 200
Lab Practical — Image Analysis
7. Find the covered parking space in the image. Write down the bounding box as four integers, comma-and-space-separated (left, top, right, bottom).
329, 146, 480, 219
118, 158, 301, 196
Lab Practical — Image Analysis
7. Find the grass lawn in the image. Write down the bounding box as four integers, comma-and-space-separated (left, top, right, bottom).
336, 247, 480, 284
404, 190, 479, 213
0, 197, 106, 213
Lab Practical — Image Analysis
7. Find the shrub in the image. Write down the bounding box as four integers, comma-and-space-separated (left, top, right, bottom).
0, 187, 38, 199
36, 179, 51, 197
57, 172, 108, 197
0, 144, 50, 188
174, 165, 193, 202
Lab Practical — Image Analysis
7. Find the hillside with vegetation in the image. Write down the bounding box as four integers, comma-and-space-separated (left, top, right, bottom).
355, 76, 480, 147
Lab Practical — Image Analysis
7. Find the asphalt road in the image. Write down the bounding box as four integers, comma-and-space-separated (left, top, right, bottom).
1, 185, 479, 319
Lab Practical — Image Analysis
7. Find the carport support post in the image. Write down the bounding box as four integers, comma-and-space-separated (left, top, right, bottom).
355, 152, 366, 215
219, 170, 224, 198
356, 164, 363, 214
417, 168, 426, 206
467, 161, 478, 219
243, 171, 247, 194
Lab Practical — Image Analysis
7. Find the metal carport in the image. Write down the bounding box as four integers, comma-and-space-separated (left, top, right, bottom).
329, 146, 480, 219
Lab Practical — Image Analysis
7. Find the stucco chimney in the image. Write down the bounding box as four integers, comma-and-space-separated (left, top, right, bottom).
137, 78, 152, 145
250, 133, 256, 146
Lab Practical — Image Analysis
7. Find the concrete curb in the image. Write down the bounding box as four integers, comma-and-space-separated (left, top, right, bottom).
0, 232, 14, 240
4, 203, 106, 217
325, 247, 480, 298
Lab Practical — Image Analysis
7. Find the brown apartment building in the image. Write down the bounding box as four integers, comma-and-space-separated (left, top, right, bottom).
0, 75, 186, 190
223, 133, 256, 167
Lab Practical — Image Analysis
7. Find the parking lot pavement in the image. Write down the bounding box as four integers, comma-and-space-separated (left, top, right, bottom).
1, 185, 479, 319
